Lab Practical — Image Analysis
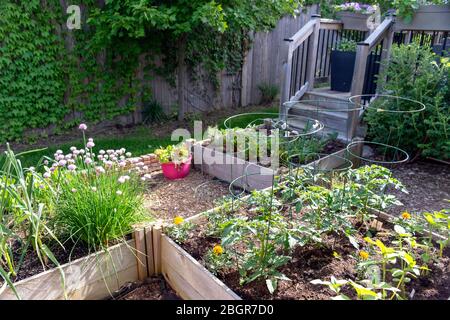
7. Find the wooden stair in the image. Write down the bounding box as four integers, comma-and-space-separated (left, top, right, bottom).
286, 87, 358, 143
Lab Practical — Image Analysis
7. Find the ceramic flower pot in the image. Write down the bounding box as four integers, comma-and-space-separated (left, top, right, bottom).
160, 155, 192, 180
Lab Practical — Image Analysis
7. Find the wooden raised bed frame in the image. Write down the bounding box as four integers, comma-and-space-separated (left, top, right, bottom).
154, 203, 447, 300
193, 141, 360, 190
0, 227, 154, 300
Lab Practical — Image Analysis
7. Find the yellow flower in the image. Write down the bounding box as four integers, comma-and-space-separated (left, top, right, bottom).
401, 211, 411, 220
173, 216, 184, 225
213, 245, 224, 255
359, 251, 369, 260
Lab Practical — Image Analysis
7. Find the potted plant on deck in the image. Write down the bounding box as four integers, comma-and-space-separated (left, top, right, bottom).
330, 38, 357, 92
155, 143, 192, 180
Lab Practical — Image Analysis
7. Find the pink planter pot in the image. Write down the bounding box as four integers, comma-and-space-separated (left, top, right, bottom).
160, 155, 192, 180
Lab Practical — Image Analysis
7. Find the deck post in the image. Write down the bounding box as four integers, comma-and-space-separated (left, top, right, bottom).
305, 14, 321, 91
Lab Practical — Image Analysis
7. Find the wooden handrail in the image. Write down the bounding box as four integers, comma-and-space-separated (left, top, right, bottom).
348, 15, 396, 138
359, 16, 395, 50
319, 18, 343, 30
280, 15, 321, 119
285, 19, 317, 50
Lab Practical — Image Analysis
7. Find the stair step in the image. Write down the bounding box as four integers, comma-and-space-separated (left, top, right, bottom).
287, 118, 350, 143
288, 102, 349, 134
289, 102, 349, 119
306, 87, 351, 101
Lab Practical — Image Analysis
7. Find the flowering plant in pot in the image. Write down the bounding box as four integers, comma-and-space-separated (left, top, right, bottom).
154, 143, 192, 180
330, 38, 357, 92
335, 2, 378, 15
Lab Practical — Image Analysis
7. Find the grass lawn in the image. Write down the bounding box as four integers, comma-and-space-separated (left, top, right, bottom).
4, 105, 279, 168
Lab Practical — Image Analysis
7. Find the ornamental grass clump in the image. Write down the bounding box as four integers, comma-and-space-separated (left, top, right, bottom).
49, 124, 146, 250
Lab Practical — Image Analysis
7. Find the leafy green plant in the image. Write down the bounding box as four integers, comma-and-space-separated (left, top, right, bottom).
336, 38, 357, 52
0, 145, 64, 299
165, 216, 195, 244
142, 99, 167, 124
154, 143, 190, 165
203, 244, 233, 276
218, 190, 293, 294
366, 44, 449, 160
258, 83, 280, 104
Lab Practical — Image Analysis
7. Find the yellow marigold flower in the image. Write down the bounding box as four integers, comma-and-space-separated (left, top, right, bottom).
213, 245, 224, 255
359, 251, 369, 260
173, 216, 184, 225
401, 211, 411, 220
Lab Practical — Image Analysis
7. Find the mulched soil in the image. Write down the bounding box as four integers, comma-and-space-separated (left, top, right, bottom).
112, 277, 180, 300
180, 215, 450, 300
143, 169, 231, 220
386, 160, 450, 216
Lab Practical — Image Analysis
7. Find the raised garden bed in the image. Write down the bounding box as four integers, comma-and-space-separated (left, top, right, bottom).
154, 166, 449, 300
193, 139, 359, 191
0, 238, 140, 300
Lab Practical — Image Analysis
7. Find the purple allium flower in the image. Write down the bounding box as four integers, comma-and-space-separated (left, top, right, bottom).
58, 160, 67, 166
68, 164, 77, 171
96, 166, 106, 174
79, 149, 85, 155
119, 161, 126, 167
43, 160, 49, 165
84, 157, 93, 165
56, 150, 63, 155
99, 150, 106, 155
125, 152, 132, 157
86, 141, 95, 148
43, 172, 51, 179
118, 175, 130, 184
70, 146, 77, 152
79, 123, 87, 131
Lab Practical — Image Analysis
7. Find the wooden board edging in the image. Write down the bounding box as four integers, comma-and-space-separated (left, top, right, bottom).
0, 239, 140, 300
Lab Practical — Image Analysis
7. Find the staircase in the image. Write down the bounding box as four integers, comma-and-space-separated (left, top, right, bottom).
280, 14, 397, 141
287, 87, 353, 142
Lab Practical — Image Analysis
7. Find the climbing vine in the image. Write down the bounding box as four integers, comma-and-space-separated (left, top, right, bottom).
0, 1, 66, 142
0, 0, 301, 143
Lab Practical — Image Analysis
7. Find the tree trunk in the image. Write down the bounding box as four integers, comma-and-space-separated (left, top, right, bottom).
177, 34, 188, 121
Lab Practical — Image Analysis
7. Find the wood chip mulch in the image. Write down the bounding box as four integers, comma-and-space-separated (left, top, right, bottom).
143, 170, 231, 220
387, 160, 450, 216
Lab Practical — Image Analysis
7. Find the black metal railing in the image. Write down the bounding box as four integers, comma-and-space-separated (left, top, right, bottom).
314, 29, 367, 81
394, 30, 449, 56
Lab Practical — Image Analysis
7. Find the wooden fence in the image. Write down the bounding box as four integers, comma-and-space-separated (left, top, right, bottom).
149, 5, 318, 114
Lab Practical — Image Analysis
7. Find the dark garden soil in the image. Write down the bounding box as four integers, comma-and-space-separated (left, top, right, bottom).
143, 169, 231, 220
386, 160, 450, 216
0, 236, 132, 286
321, 139, 347, 156
113, 277, 180, 300
180, 216, 450, 300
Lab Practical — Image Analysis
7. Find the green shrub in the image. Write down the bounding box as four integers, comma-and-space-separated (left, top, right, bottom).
365, 44, 449, 160
258, 83, 279, 104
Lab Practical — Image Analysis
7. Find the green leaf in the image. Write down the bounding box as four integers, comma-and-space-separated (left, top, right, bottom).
266, 278, 277, 294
